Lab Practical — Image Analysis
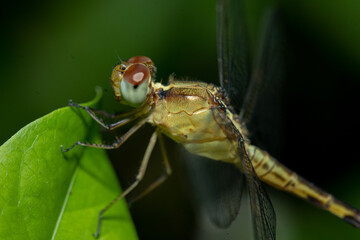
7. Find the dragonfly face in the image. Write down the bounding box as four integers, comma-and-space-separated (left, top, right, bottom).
110, 56, 155, 106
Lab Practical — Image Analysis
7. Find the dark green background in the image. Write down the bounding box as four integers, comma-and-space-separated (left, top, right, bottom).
1, 0, 360, 239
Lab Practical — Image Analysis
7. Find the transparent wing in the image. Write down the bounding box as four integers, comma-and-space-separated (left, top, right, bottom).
240, 9, 285, 157
217, 0, 250, 113
236, 132, 276, 240
183, 153, 245, 228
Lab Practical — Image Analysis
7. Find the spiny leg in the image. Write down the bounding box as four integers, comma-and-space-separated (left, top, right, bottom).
94, 130, 159, 238
69, 99, 140, 119
69, 100, 116, 119
60, 118, 147, 152
128, 130, 172, 205
68, 100, 140, 130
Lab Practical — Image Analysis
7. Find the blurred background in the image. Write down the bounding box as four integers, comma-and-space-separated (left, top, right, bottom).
1, 0, 360, 239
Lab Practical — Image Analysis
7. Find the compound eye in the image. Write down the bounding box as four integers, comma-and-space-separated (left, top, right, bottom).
120, 63, 151, 106
127, 56, 156, 76
123, 63, 150, 86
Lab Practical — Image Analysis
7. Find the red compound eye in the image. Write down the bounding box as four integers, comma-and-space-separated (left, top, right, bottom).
127, 56, 153, 64
123, 64, 150, 85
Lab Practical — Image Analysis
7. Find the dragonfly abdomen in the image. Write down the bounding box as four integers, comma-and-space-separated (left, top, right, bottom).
246, 144, 360, 228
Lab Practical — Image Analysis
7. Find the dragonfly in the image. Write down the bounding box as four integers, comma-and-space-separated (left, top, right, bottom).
61, 0, 360, 239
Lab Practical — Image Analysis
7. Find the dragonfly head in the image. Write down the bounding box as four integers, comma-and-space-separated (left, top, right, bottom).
110, 56, 156, 107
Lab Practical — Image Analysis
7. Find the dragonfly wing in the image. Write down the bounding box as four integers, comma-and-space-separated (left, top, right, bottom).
237, 134, 276, 240
240, 9, 285, 156
183, 153, 245, 228
217, 0, 250, 113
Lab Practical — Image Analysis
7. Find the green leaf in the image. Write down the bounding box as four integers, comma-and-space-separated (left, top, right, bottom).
0, 88, 138, 240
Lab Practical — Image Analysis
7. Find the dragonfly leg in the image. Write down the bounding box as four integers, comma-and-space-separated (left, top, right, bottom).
60, 119, 147, 152
94, 130, 158, 238
68, 100, 139, 130
128, 130, 172, 205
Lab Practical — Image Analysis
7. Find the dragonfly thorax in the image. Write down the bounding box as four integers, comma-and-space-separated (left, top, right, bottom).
149, 80, 245, 163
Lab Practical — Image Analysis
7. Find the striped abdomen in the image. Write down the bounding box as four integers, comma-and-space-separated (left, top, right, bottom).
246, 144, 360, 228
